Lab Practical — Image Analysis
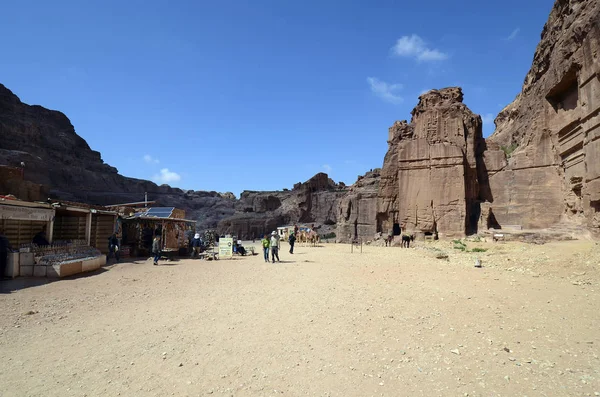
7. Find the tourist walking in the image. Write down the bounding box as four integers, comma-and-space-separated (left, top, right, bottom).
270, 231, 280, 263
261, 234, 270, 262
108, 234, 120, 262
288, 232, 296, 254
152, 236, 161, 266
191, 233, 202, 258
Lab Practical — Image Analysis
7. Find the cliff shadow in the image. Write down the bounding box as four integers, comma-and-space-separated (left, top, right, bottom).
476, 139, 494, 204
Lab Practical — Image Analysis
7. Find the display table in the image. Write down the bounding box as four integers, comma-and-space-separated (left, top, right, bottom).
18, 240, 106, 278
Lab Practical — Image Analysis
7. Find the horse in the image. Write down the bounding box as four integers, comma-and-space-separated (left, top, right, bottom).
401, 234, 414, 248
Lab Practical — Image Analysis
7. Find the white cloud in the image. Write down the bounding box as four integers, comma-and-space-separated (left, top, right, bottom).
367, 77, 403, 104
482, 113, 496, 126
153, 168, 181, 185
323, 164, 333, 173
506, 28, 520, 41
391, 35, 448, 62
143, 154, 160, 164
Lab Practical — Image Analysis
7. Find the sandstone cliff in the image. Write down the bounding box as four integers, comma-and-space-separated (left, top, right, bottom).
374, 88, 488, 239
488, 0, 600, 231
339, 0, 600, 241
0, 86, 345, 236
336, 169, 380, 242
0, 83, 236, 230
217, 173, 346, 239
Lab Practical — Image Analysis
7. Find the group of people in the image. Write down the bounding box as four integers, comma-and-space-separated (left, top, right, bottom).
260, 230, 297, 263
106, 232, 163, 266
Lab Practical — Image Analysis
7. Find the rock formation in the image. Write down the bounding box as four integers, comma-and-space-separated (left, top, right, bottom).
486, 0, 600, 232
0, 83, 236, 230
0, 83, 346, 236
336, 169, 380, 242
218, 173, 346, 239
340, 0, 600, 241
375, 88, 488, 239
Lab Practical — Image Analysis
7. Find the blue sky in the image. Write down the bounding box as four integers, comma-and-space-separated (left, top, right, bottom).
1, 0, 554, 196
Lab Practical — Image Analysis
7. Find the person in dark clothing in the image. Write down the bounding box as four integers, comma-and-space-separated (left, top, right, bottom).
32, 230, 49, 246
152, 236, 161, 265
0, 229, 13, 282
191, 233, 202, 258
108, 234, 120, 262
288, 232, 296, 254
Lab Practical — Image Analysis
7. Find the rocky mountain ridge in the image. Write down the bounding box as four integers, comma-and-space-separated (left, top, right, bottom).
0, 83, 346, 233
0, 83, 237, 229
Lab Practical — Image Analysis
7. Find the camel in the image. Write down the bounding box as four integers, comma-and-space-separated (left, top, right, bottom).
307, 231, 319, 246
297, 230, 308, 246
296, 230, 319, 247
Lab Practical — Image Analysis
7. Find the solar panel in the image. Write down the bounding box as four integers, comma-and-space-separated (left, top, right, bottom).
144, 207, 174, 218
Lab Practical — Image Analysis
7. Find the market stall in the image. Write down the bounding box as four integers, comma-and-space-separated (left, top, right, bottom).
1, 199, 115, 278
0, 199, 54, 247
120, 207, 195, 258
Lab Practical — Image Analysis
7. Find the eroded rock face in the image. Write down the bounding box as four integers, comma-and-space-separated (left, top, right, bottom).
488, 0, 600, 232
336, 169, 380, 242
0, 83, 236, 230
376, 87, 488, 238
0, 84, 345, 236
217, 173, 345, 239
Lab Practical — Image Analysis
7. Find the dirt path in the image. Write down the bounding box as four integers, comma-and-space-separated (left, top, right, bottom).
1, 240, 599, 396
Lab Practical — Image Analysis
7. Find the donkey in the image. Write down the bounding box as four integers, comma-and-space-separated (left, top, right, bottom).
401, 234, 414, 248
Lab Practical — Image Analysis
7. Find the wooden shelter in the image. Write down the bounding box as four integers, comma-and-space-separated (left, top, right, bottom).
0, 198, 54, 247
120, 207, 195, 256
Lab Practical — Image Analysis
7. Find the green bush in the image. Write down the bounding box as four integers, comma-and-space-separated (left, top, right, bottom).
471, 247, 488, 253
500, 143, 518, 158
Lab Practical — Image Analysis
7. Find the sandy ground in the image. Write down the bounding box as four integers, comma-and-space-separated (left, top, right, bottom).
1, 239, 599, 397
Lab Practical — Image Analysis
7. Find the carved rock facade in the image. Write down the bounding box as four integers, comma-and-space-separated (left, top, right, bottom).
487, 0, 600, 232
341, 0, 600, 241
375, 88, 488, 238
337, 169, 380, 242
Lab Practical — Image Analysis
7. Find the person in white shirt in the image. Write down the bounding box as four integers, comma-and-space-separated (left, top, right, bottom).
270, 231, 280, 263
